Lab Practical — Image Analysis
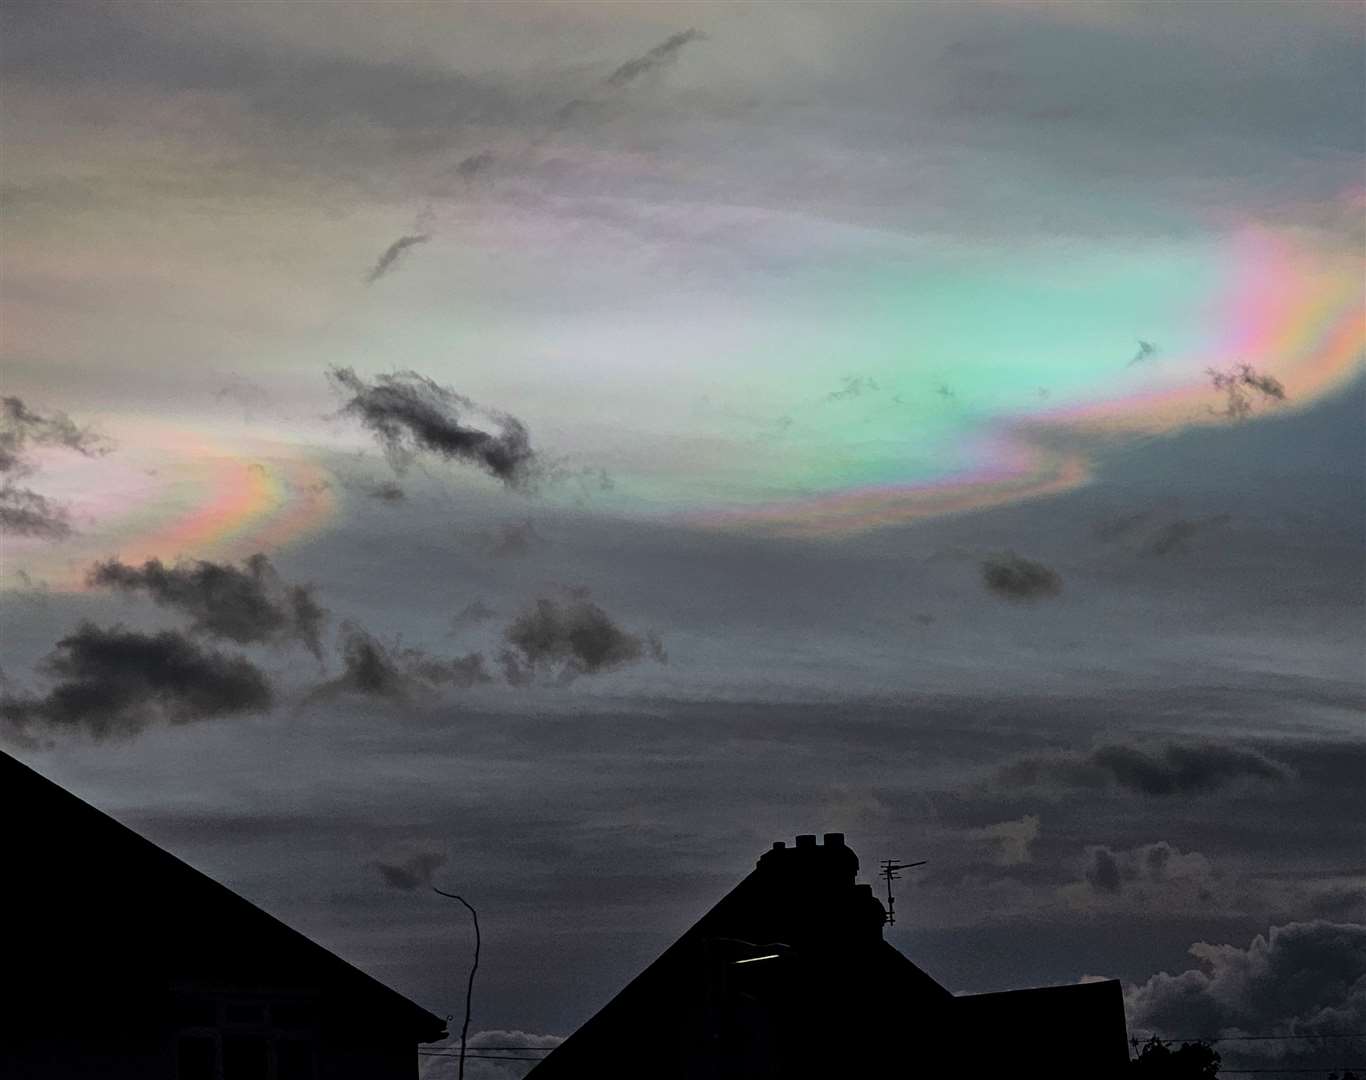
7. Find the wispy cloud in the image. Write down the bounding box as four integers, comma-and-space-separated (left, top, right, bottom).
0, 396, 112, 541
605, 28, 707, 89
1208, 363, 1287, 420
363, 232, 430, 285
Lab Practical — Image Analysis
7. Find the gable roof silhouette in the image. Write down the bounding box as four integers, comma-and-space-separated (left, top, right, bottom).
2, 749, 445, 1042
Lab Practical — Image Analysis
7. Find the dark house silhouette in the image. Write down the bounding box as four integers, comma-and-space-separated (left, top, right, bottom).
528, 833, 1129, 1078
1, 751, 446, 1079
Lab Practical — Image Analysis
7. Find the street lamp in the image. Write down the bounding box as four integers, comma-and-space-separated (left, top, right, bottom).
432, 887, 479, 1080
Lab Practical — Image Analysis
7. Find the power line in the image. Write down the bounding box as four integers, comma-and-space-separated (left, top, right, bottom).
426, 1032, 1366, 1051
1218, 1071, 1366, 1076
418, 1052, 549, 1061
1133, 1033, 1366, 1044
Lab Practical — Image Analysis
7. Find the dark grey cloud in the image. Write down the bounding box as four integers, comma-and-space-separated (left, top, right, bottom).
0, 395, 109, 471
0, 486, 71, 539
499, 590, 666, 685
0, 396, 111, 541
451, 600, 497, 631
87, 554, 327, 658
1140, 515, 1231, 557
980, 552, 1062, 601
405, 647, 493, 690
364, 232, 430, 285
316, 623, 491, 701
1081, 841, 1214, 901
363, 480, 406, 503
1086, 846, 1124, 895
605, 28, 707, 89
1126, 921, 1366, 1068
1, 622, 272, 741
1094, 507, 1161, 543
1093, 503, 1230, 556
483, 519, 545, 558
328, 366, 538, 490
998, 740, 1291, 797
1208, 363, 1288, 421
456, 150, 496, 180
328, 624, 410, 699
374, 850, 446, 891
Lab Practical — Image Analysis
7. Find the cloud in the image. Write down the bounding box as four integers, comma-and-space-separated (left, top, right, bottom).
1128, 340, 1158, 366
316, 623, 492, 701
1139, 514, 1231, 557
605, 28, 707, 89
451, 600, 497, 631
363, 480, 407, 503
1079, 840, 1215, 900
482, 519, 545, 558
1, 622, 273, 741
499, 590, 666, 684
1094, 507, 1161, 542
327, 624, 410, 699
374, 850, 446, 891
87, 554, 327, 657
997, 740, 1291, 796
456, 150, 495, 180
1208, 363, 1288, 420
0, 396, 111, 541
371, 28, 707, 278
328, 367, 539, 490
405, 647, 494, 690
826, 375, 881, 402
972, 814, 1041, 867
980, 552, 1062, 601
1093, 504, 1230, 555
0, 485, 72, 539
1, 395, 110, 470
364, 232, 430, 284
1126, 921, 1366, 1063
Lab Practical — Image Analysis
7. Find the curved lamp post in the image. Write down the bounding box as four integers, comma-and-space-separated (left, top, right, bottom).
432, 887, 480, 1080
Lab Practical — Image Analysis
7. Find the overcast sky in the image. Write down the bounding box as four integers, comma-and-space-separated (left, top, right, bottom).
2, 2, 1363, 1075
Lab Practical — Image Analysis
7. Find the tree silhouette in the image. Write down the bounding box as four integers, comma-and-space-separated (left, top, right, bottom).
1130, 1035, 1220, 1078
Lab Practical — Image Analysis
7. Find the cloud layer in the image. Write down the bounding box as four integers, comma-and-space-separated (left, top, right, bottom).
998, 741, 1291, 796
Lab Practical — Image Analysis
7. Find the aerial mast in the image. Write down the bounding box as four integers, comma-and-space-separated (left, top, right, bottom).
878, 859, 926, 926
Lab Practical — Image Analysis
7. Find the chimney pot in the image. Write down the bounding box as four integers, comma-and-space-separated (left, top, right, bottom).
795, 834, 817, 849
823, 833, 845, 847
771, 841, 786, 850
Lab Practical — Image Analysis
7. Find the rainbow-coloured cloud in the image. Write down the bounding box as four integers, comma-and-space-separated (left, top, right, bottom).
684, 211, 1364, 538
4, 424, 338, 590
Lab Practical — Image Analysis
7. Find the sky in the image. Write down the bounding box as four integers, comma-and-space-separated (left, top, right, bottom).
1, 1, 1363, 1075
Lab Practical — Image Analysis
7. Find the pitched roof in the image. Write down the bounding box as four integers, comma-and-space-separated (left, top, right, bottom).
2, 750, 446, 1042
528, 833, 1131, 1078
528, 834, 953, 1077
